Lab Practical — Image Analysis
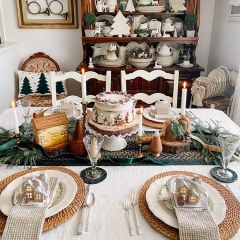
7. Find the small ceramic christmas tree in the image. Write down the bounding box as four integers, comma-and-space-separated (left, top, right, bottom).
126, 0, 135, 12
110, 11, 130, 37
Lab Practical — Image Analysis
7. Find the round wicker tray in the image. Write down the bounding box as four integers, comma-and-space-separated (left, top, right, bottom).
139, 171, 240, 240
0, 166, 85, 233
143, 117, 163, 129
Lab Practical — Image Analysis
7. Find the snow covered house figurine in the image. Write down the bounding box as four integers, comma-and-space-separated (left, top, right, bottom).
32, 112, 69, 151
23, 182, 44, 203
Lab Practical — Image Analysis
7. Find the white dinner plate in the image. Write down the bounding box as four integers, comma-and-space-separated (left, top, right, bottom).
146, 175, 226, 229
143, 107, 175, 123
0, 170, 78, 218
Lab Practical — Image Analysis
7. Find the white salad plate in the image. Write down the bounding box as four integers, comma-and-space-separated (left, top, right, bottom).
146, 175, 226, 229
0, 170, 78, 218
143, 107, 175, 123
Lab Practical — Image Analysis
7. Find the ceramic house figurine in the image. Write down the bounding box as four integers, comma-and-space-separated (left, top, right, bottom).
32, 112, 69, 151
178, 179, 189, 195
23, 182, 44, 203
188, 189, 200, 204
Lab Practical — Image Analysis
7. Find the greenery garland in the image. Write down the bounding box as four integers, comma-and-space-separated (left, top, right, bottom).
191, 119, 240, 165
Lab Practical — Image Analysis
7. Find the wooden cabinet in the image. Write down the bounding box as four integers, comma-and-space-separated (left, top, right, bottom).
78, 0, 204, 106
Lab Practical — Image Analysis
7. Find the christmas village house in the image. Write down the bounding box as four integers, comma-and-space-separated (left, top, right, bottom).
32, 112, 69, 151
23, 182, 44, 203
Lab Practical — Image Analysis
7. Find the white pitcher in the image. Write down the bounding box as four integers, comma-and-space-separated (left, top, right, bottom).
96, 0, 104, 12
106, 0, 117, 5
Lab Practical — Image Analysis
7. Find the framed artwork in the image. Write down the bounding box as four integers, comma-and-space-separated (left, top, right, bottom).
0, 1, 6, 43
229, 1, 240, 21
16, 0, 78, 28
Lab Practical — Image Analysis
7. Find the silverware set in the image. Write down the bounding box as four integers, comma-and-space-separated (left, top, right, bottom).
77, 185, 95, 235
123, 189, 142, 236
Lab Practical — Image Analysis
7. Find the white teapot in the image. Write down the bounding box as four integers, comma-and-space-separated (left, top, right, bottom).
159, 44, 172, 56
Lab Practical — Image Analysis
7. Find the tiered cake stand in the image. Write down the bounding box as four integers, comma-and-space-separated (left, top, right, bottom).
86, 121, 138, 152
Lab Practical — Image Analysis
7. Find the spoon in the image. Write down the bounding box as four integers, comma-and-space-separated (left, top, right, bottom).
85, 193, 95, 232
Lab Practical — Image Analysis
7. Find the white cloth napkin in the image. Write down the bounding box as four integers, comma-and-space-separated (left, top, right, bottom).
2, 175, 58, 240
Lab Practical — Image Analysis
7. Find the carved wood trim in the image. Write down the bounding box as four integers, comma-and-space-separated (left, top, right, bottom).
21, 52, 60, 72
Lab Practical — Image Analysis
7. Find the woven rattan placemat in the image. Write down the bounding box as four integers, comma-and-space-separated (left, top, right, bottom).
0, 166, 85, 233
139, 171, 240, 240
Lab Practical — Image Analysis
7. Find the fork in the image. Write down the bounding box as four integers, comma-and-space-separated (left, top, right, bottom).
123, 199, 134, 236
130, 189, 142, 235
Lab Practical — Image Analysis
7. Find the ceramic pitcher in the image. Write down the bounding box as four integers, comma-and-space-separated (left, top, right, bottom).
96, 0, 104, 12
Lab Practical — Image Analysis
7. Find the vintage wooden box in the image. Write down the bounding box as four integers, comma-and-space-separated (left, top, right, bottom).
32, 113, 69, 151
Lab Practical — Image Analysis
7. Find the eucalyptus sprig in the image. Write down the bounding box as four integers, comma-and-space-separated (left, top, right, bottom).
0, 127, 14, 144
191, 119, 230, 164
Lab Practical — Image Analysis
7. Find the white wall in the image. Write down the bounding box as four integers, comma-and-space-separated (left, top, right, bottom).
196, 0, 216, 74
208, 0, 240, 72
1, 0, 83, 71
0, 44, 21, 112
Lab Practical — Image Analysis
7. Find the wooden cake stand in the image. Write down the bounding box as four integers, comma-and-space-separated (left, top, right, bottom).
86, 116, 138, 152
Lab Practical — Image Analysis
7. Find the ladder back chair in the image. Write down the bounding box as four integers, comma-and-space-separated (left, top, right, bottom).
121, 70, 179, 108
51, 71, 111, 107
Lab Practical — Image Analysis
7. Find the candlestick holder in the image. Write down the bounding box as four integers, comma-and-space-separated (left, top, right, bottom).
135, 135, 144, 158
82, 103, 87, 132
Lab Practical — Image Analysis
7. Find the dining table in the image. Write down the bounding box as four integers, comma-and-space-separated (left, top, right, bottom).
0, 108, 240, 240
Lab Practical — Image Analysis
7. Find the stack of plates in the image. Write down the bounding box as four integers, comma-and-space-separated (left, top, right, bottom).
143, 107, 175, 123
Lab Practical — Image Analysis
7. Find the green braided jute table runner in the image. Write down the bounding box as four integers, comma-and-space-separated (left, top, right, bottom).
33, 136, 206, 166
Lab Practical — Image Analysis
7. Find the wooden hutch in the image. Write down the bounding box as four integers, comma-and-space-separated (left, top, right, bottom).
77, 0, 204, 106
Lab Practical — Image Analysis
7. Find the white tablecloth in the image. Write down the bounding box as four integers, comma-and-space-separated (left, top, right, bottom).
0, 165, 240, 240
0, 108, 240, 239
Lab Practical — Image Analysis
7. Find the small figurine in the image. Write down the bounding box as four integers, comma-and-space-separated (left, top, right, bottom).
154, 60, 162, 69
173, 28, 178, 38
88, 57, 94, 69
94, 26, 102, 37
151, 0, 159, 6
188, 189, 200, 204
106, 43, 118, 61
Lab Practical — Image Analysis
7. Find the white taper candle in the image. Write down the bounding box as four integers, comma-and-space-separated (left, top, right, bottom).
138, 107, 143, 137
11, 101, 19, 134
181, 81, 187, 116
81, 68, 87, 104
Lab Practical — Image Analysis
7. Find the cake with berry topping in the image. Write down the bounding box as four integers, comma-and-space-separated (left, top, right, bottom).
88, 91, 138, 136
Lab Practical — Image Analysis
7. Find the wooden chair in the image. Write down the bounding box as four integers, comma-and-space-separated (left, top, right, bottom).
19, 52, 65, 107
121, 70, 179, 108
50, 71, 111, 107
